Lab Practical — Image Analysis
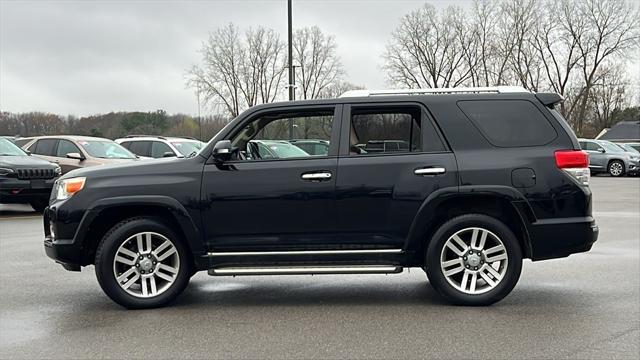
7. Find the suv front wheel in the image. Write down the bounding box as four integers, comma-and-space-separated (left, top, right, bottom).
425, 214, 522, 306
95, 217, 191, 309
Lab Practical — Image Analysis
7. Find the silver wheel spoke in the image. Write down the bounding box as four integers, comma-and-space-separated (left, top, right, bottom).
117, 267, 137, 283
149, 275, 158, 295
446, 234, 468, 256
122, 273, 140, 290
156, 247, 177, 262
115, 247, 137, 265
484, 244, 507, 263
442, 258, 465, 276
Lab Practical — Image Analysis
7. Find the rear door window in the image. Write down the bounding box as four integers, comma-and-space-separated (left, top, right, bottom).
457, 100, 557, 147
349, 107, 422, 155
33, 139, 58, 156
128, 141, 152, 157
151, 141, 174, 158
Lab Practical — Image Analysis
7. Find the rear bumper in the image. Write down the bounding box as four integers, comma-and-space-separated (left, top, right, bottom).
529, 216, 598, 261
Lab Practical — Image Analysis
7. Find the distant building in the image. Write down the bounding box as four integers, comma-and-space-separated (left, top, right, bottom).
597, 121, 640, 142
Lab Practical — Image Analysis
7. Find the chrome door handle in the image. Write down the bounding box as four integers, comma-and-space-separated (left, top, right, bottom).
414, 167, 446, 176
301, 172, 332, 180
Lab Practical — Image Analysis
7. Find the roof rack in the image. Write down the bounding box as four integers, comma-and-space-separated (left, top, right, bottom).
339, 86, 529, 98
124, 135, 167, 140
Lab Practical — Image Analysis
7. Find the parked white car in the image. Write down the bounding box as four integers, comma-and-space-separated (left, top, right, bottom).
115, 136, 204, 159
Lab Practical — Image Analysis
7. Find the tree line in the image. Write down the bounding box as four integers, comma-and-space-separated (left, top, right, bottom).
0, 111, 229, 141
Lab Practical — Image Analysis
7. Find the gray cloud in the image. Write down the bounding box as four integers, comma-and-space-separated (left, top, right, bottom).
2, 0, 473, 116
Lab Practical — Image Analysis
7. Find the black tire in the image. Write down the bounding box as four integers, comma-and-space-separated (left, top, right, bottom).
425, 214, 522, 306
95, 217, 191, 309
29, 199, 48, 212
607, 160, 625, 177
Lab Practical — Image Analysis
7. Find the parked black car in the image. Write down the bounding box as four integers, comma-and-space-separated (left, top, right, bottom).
44, 87, 598, 309
0, 137, 61, 211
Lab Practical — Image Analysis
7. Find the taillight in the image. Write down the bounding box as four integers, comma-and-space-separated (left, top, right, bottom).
555, 150, 590, 186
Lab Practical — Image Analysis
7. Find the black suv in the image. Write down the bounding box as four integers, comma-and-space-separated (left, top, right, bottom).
44, 87, 598, 309
1, 137, 61, 211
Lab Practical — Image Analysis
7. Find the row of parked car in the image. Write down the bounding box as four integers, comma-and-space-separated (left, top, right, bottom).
0, 134, 205, 211
578, 138, 640, 177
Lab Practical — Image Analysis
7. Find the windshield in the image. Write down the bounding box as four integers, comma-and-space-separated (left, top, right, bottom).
79, 140, 136, 159
263, 141, 310, 158
171, 141, 204, 157
598, 141, 625, 153
0, 138, 27, 156
618, 143, 639, 154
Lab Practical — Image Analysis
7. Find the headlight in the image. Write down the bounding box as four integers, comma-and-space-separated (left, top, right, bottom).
55, 177, 86, 200
0, 167, 15, 176
52, 163, 62, 175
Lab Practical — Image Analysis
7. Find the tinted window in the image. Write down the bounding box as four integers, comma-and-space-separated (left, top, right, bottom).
232, 109, 334, 160
33, 139, 57, 156
151, 141, 174, 158
56, 140, 81, 157
349, 107, 422, 155
582, 142, 601, 151
128, 141, 152, 157
458, 100, 557, 147
119, 141, 132, 149
14, 139, 31, 148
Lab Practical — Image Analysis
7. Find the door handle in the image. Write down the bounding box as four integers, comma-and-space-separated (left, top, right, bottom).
301, 172, 332, 181
414, 167, 446, 176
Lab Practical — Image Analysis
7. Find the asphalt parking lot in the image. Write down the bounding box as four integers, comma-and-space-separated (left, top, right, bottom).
0, 176, 638, 359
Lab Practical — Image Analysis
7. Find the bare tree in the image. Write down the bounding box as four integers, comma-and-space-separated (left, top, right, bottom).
383, 4, 473, 88
567, 0, 640, 133
318, 81, 364, 99
188, 24, 287, 117
293, 26, 344, 99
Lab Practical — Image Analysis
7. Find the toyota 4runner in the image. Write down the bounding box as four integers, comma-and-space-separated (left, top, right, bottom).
44, 86, 598, 309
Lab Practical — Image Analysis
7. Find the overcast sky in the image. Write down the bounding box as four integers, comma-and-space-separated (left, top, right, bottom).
1, 0, 466, 116
1, 0, 638, 117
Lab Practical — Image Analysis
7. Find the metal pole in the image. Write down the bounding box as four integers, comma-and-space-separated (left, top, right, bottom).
197, 88, 202, 141
287, 0, 294, 101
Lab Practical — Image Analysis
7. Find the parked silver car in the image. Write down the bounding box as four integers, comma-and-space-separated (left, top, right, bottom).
579, 138, 640, 177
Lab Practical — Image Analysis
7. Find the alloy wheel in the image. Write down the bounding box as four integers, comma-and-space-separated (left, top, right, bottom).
440, 227, 508, 295
112, 232, 180, 298
609, 162, 623, 176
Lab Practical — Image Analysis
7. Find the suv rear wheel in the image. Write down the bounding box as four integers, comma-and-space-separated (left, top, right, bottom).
95, 217, 190, 309
425, 214, 522, 306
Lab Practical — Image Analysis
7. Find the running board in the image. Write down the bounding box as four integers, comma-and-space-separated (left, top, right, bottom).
208, 265, 402, 276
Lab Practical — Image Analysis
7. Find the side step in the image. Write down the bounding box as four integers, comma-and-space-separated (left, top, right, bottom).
208, 265, 402, 276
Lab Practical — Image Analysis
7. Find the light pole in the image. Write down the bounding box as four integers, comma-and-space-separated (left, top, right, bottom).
287, 0, 294, 101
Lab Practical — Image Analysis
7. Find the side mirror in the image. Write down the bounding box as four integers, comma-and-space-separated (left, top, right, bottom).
162, 151, 176, 158
212, 140, 233, 162
598, 148, 605, 153
66, 152, 85, 160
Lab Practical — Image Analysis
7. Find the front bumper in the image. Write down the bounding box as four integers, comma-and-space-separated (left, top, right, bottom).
529, 216, 599, 261
43, 206, 83, 271
627, 160, 640, 175
0, 177, 56, 203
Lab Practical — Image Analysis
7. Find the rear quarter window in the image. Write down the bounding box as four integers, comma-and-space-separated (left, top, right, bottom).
457, 100, 557, 147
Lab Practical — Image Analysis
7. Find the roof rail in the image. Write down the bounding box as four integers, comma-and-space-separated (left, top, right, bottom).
124, 135, 166, 140
339, 86, 529, 98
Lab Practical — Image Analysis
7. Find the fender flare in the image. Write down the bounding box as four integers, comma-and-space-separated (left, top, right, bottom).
74, 195, 204, 256
404, 185, 535, 257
